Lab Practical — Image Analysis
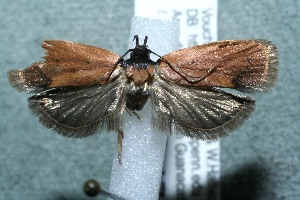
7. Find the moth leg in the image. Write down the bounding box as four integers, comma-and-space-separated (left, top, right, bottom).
118, 129, 124, 164
125, 107, 143, 121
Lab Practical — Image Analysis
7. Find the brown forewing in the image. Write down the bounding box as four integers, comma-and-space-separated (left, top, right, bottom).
8, 40, 121, 92
157, 40, 278, 92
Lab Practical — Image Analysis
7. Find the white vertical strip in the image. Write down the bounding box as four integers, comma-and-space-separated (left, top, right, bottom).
135, 1, 220, 200
108, 17, 179, 200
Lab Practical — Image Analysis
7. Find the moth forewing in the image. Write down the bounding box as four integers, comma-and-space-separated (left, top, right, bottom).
157, 40, 278, 93
8, 40, 122, 93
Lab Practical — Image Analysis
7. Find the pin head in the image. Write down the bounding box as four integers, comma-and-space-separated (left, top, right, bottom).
83, 179, 101, 197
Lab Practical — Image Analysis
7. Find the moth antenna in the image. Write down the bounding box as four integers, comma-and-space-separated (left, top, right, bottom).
105, 48, 133, 82
152, 50, 207, 83
133, 35, 139, 47
143, 36, 148, 47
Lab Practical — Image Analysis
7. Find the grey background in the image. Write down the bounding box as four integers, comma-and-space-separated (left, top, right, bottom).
0, 0, 299, 200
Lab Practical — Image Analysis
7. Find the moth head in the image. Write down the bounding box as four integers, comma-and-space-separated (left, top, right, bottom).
130, 35, 151, 59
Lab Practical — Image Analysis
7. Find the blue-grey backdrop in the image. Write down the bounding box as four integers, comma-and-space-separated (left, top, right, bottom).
0, 1, 299, 200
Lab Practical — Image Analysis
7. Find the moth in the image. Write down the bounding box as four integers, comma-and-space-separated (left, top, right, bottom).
8, 35, 278, 161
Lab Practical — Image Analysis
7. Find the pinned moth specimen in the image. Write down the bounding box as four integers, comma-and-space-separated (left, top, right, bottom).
8, 35, 278, 161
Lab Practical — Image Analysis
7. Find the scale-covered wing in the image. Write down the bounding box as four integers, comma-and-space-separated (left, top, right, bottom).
28, 79, 126, 138
8, 40, 121, 92
150, 78, 255, 139
157, 40, 278, 92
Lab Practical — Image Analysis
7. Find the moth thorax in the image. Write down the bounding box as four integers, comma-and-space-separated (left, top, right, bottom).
125, 65, 155, 86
